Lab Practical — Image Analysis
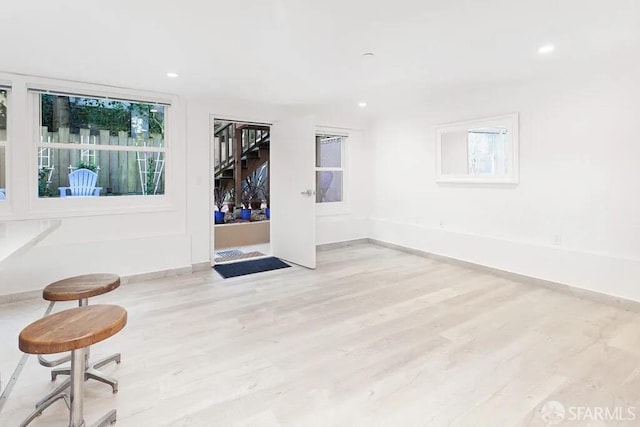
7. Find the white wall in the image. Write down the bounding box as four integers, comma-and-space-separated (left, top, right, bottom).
370, 67, 640, 301
3, 64, 638, 305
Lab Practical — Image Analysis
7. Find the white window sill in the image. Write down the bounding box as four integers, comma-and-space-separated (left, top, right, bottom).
25, 195, 176, 219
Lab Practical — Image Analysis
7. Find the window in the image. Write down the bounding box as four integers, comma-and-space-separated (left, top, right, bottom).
35, 92, 167, 197
436, 113, 518, 184
315, 134, 345, 203
0, 89, 7, 201
468, 128, 508, 175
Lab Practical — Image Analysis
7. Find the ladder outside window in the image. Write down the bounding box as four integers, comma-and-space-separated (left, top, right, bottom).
136, 139, 165, 195
38, 134, 55, 184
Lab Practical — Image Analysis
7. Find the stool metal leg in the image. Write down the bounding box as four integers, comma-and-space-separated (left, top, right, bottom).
92, 353, 121, 370
52, 352, 121, 393
35, 376, 71, 408
50, 299, 121, 394
20, 393, 70, 427
51, 366, 71, 381
85, 368, 119, 393
70, 348, 86, 427
93, 409, 117, 426
51, 356, 120, 393
39, 353, 72, 368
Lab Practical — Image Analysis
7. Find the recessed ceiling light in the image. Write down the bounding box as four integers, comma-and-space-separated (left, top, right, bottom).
538, 45, 555, 54
362, 52, 375, 57
358, 102, 367, 107
166, 72, 179, 78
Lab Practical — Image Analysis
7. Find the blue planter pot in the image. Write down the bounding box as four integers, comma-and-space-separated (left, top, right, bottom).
265, 208, 270, 219
214, 211, 225, 224
240, 209, 251, 220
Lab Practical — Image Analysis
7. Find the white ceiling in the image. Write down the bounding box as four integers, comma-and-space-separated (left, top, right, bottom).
2, 0, 639, 106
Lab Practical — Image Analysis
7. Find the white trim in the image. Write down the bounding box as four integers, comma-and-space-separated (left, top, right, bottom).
27, 87, 172, 106
24, 197, 175, 218
35, 142, 166, 153
209, 114, 274, 264
435, 113, 519, 185
211, 113, 273, 127
23, 80, 173, 106
28, 84, 173, 211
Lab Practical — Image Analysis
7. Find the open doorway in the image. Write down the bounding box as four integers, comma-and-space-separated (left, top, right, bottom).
212, 119, 271, 264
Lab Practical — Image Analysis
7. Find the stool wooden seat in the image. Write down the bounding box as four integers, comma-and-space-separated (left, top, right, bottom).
19, 305, 127, 427
43, 274, 120, 302
19, 305, 127, 354
37, 274, 122, 402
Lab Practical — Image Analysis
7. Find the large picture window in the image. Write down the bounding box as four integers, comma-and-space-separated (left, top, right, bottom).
315, 134, 345, 203
35, 92, 167, 198
0, 89, 7, 201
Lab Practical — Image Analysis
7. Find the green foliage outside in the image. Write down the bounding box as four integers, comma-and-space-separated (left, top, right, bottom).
41, 95, 164, 136
242, 168, 268, 206
38, 169, 53, 197
0, 90, 6, 131
145, 158, 156, 195
76, 161, 97, 172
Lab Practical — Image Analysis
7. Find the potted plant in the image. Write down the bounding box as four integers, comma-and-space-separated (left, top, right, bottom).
240, 172, 266, 220
240, 188, 252, 220
225, 188, 235, 215
76, 161, 98, 172
242, 171, 267, 217
213, 187, 226, 224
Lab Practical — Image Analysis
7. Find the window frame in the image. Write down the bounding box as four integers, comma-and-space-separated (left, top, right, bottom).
315, 128, 349, 215
26, 83, 177, 218
435, 113, 519, 185
0, 86, 10, 210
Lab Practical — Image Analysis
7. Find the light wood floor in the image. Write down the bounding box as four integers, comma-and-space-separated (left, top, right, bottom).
1, 243, 640, 426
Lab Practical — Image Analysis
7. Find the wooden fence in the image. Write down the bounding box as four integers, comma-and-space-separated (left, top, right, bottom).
40, 127, 165, 196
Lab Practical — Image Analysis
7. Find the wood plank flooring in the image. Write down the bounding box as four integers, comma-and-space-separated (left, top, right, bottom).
1, 243, 640, 426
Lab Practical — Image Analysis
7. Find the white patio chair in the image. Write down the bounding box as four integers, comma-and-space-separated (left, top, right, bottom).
58, 169, 102, 197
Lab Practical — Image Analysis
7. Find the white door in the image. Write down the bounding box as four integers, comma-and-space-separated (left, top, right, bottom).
270, 112, 316, 268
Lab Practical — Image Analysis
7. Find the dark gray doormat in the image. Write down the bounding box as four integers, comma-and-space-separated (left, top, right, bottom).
213, 257, 291, 279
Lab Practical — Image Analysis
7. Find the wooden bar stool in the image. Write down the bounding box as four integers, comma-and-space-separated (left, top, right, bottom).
19, 304, 127, 427
36, 274, 122, 410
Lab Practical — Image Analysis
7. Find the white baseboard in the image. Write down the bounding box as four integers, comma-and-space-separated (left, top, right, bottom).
191, 261, 212, 272
119, 265, 194, 285
0, 264, 201, 305
0, 289, 42, 305
369, 217, 640, 308
316, 238, 370, 251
